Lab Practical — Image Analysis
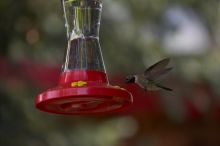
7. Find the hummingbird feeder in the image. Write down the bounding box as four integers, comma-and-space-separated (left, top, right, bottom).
35, 0, 133, 115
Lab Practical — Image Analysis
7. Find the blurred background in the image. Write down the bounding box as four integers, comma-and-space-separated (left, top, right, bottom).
1, 0, 220, 145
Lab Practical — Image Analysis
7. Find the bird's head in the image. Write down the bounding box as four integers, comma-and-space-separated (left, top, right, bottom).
125, 75, 136, 84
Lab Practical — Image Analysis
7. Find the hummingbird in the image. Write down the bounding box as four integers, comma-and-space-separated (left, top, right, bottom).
125, 58, 173, 91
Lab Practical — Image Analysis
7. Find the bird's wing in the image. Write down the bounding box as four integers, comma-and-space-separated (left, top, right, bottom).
144, 58, 171, 80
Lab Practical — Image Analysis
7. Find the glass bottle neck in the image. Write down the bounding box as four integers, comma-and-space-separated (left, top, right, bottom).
63, 0, 102, 40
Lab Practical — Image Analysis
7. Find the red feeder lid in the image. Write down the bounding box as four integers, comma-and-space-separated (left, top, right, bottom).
35, 70, 133, 115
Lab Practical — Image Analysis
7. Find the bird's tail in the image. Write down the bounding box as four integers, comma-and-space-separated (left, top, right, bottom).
155, 84, 173, 91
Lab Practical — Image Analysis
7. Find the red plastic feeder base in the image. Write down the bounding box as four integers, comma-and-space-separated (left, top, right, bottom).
35, 70, 133, 115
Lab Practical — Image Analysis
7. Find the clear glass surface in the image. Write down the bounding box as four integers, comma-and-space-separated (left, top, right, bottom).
61, 0, 105, 72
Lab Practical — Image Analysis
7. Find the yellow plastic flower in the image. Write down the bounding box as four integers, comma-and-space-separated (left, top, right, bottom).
71, 81, 87, 87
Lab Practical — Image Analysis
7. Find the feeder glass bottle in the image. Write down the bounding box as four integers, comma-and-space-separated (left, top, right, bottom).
62, 0, 105, 72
